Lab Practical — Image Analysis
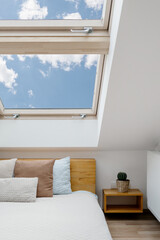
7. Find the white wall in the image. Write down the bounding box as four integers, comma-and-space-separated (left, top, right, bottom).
98, 0, 160, 150
97, 0, 123, 135
0, 0, 155, 210
147, 151, 160, 221
1, 0, 160, 151
0, 149, 147, 208
0, 120, 98, 148
0, 0, 125, 150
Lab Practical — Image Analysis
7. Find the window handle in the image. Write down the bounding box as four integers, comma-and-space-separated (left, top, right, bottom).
72, 114, 87, 119
71, 27, 93, 34
4, 114, 20, 119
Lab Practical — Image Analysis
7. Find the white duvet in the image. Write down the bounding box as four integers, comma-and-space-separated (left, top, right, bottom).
0, 191, 112, 240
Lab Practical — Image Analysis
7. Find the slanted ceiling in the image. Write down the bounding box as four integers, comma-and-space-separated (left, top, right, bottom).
98, 0, 160, 150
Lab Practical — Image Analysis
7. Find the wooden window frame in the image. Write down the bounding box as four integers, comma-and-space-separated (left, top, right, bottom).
0, 55, 105, 118
0, 0, 112, 31
0, 0, 113, 119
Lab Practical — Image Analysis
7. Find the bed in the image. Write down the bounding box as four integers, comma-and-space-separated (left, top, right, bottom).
0, 158, 112, 240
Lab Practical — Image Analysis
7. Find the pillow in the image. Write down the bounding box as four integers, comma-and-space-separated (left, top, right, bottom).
0, 158, 17, 178
0, 178, 38, 202
14, 160, 55, 197
53, 156, 72, 195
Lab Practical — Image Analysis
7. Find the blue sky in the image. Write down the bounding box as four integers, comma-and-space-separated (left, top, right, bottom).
0, 54, 99, 109
0, 0, 104, 20
0, 0, 103, 109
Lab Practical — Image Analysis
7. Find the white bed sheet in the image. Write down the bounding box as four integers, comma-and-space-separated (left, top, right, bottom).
0, 191, 112, 240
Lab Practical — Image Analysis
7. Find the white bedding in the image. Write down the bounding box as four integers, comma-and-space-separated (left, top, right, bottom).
0, 191, 112, 240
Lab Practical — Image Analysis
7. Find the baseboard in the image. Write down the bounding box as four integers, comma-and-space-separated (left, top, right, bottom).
148, 205, 160, 222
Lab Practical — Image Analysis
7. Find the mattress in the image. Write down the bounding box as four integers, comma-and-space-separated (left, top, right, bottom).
0, 191, 112, 240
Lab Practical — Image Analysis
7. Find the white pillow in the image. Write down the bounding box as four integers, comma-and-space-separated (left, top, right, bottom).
53, 157, 72, 195
0, 178, 38, 202
0, 159, 17, 178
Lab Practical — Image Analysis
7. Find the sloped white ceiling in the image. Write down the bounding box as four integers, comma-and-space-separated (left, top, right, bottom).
98, 0, 160, 150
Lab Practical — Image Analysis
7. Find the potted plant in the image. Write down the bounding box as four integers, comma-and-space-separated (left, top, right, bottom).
116, 172, 130, 192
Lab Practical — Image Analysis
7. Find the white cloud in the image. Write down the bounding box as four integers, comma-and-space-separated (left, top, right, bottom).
85, 55, 98, 69
65, 0, 79, 9
37, 55, 84, 71
17, 55, 34, 62
29, 104, 35, 108
56, 14, 61, 19
18, 54, 84, 71
84, 0, 104, 10
28, 89, 33, 97
65, 0, 75, 2
18, 0, 48, 19
65, 0, 76, 2
0, 56, 18, 94
17, 54, 98, 71
39, 69, 48, 78
10, 89, 17, 95
1, 55, 14, 61
17, 55, 26, 61
57, 10, 82, 20
62, 12, 82, 19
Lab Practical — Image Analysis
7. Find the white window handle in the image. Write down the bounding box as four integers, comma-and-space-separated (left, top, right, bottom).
71, 27, 93, 34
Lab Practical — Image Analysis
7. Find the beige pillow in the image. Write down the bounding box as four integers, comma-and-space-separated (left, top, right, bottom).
0, 178, 38, 202
0, 159, 17, 178
14, 160, 55, 197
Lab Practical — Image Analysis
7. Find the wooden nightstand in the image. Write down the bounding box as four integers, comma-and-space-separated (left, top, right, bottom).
103, 189, 143, 213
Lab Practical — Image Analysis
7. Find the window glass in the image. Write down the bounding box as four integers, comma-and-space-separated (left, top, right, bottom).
0, 54, 99, 109
0, 0, 104, 20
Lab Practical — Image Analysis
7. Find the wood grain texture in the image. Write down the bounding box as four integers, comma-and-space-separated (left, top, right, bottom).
106, 213, 160, 239
70, 158, 96, 193
104, 189, 143, 196
0, 158, 96, 193
103, 189, 143, 213
0, 37, 109, 54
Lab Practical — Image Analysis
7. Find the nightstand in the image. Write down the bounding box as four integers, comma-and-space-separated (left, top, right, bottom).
103, 189, 143, 213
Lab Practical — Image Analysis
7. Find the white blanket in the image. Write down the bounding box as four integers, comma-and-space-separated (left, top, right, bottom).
0, 191, 112, 240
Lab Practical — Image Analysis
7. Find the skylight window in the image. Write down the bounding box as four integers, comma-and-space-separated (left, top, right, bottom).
0, 0, 112, 118
0, 54, 99, 109
0, 0, 104, 20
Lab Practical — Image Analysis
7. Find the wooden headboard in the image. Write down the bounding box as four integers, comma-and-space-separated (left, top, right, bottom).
70, 158, 96, 193
0, 158, 96, 193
